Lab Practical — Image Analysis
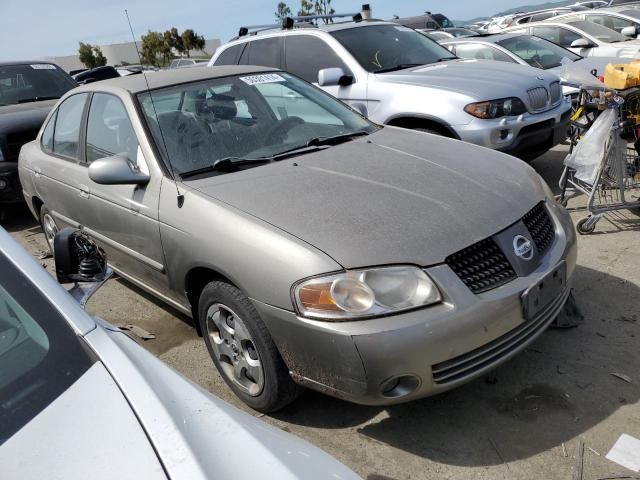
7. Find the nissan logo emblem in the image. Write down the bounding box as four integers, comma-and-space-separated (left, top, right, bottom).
513, 235, 534, 261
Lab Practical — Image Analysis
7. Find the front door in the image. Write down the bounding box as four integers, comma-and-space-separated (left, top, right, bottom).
80, 92, 169, 296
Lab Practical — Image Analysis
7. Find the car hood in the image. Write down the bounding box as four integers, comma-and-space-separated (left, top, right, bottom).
0, 99, 56, 132
374, 59, 559, 101
90, 324, 360, 480
186, 128, 546, 269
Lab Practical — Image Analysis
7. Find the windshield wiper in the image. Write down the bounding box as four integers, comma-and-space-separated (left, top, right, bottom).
306, 130, 371, 147
179, 157, 272, 179
432, 56, 458, 63
375, 63, 424, 73
17, 96, 60, 104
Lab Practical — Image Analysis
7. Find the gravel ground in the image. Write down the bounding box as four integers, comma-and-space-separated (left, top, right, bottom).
5, 143, 640, 480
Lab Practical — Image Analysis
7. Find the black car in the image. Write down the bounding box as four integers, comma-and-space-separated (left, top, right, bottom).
0, 61, 76, 216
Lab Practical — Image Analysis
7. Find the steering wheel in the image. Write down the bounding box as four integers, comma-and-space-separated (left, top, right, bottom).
263, 116, 305, 145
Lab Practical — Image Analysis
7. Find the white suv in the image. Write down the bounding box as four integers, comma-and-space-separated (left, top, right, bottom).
210, 20, 571, 160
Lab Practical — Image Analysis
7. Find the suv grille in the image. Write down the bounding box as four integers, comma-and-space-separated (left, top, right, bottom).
527, 86, 549, 111
523, 202, 555, 256
549, 81, 561, 105
445, 238, 516, 294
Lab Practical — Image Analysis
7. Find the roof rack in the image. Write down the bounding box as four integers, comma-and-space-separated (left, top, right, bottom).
238, 4, 373, 37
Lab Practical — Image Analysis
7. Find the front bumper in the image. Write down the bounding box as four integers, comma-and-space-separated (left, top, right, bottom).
455, 100, 571, 160
254, 201, 577, 406
0, 162, 23, 205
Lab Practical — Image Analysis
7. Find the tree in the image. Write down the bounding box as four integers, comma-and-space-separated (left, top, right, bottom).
275, 2, 292, 21
141, 31, 164, 67
298, 0, 314, 16
314, 0, 335, 23
181, 29, 206, 58
78, 42, 108, 69
165, 27, 185, 56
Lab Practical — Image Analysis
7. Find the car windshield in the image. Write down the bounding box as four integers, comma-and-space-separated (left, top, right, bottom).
563, 20, 631, 42
498, 35, 582, 68
0, 252, 94, 445
620, 9, 640, 20
0, 64, 76, 106
331, 24, 457, 73
433, 14, 455, 28
138, 72, 376, 176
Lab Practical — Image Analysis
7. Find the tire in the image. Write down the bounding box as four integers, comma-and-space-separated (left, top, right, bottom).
198, 281, 300, 412
39, 206, 59, 254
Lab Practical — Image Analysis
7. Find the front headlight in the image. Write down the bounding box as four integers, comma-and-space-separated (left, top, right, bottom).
464, 97, 527, 119
293, 266, 442, 320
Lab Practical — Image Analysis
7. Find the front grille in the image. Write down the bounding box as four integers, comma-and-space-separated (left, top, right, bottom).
445, 238, 516, 294
523, 202, 555, 256
527, 86, 549, 111
5, 129, 40, 161
549, 81, 561, 105
431, 286, 570, 385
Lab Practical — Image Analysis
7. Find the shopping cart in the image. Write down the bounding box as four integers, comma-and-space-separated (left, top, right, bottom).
559, 84, 640, 235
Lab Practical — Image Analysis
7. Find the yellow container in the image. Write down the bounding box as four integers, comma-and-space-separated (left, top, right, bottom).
604, 63, 640, 90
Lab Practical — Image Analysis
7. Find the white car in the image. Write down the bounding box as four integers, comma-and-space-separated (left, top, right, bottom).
505, 18, 640, 57
553, 6, 640, 35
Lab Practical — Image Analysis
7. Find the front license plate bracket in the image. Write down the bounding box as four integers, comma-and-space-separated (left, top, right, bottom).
521, 261, 566, 321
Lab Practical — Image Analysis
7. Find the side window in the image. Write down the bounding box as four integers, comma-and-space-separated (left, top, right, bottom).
530, 12, 555, 22
586, 15, 634, 33
238, 38, 282, 68
53, 93, 88, 160
214, 44, 245, 65
454, 44, 515, 62
86, 93, 140, 166
285, 35, 350, 83
41, 111, 56, 153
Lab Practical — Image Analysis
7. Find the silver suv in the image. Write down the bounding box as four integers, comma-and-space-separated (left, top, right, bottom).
210, 19, 572, 160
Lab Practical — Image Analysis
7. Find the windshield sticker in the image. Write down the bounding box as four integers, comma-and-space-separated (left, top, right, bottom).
30, 64, 56, 70
239, 73, 286, 85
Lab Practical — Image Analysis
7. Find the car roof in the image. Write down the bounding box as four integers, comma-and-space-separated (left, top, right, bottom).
0, 60, 58, 67
442, 32, 525, 44
76, 65, 278, 93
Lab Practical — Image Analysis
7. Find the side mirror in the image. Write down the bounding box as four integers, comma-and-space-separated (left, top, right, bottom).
89, 155, 150, 186
54, 228, 112, 308
570, 38, 593, 49
318, 68, 354, 87
621, 26, 637, 38
350, 102, 369, 118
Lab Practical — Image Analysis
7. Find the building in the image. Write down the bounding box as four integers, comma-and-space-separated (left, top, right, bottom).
48, 38, 221, 72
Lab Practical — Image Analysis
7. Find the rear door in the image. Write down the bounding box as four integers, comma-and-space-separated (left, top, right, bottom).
30, 93, 91, 229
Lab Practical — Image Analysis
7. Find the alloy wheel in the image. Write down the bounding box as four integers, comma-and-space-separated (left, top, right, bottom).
42, 213, 58, 253
205, 303, 264, 396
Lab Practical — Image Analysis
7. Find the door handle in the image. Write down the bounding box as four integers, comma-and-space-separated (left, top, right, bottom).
34, 166, 42, 178
78, 184, 90, 198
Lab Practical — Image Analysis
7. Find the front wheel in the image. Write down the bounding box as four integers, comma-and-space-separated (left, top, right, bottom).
198, 281, 300, 412
39, 206, 59, 254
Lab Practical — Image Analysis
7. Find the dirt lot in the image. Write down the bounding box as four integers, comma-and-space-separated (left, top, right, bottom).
5, 144, 640, 480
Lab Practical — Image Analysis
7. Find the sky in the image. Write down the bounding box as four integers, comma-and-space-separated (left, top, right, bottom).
1, 0, 563, 60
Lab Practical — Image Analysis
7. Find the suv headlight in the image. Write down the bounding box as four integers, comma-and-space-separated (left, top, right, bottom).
464, 98, 526, 119
293, 266, 441, 320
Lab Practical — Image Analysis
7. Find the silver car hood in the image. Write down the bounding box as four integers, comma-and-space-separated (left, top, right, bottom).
88, 324, 360, 480
374, 59, 559, 100
187, 128, 546, 269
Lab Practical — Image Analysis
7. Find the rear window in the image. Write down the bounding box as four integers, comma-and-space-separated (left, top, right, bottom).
0, 64, 76, 107
0, 252, 96, 445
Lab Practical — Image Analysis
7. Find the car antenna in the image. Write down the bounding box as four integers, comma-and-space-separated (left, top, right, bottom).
125, 9, 185, 208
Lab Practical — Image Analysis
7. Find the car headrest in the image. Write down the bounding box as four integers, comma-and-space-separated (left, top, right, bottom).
203, 94, 237, 121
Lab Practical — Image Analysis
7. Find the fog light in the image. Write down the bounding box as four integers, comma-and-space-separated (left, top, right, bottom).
499, 129, 509, 140
380, 375, 420, 399
0, 178, 8, 191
